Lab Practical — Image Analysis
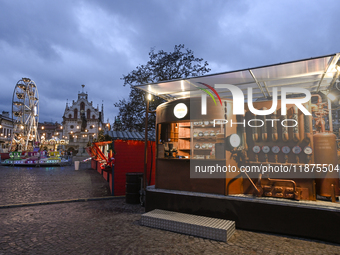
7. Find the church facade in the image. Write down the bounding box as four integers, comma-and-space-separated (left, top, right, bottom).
62, 85, 105, 154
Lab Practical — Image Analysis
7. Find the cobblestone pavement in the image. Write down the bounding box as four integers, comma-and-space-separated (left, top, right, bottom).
0, 164, 110, 205
0, 165, 339, 254
0, 199, 339, 255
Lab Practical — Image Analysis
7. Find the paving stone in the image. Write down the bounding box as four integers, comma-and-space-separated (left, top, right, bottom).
0, 164, 110, 205
0, 165, 340, 254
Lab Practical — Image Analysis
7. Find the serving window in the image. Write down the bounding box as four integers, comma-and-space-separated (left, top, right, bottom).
157, 121, 225, 159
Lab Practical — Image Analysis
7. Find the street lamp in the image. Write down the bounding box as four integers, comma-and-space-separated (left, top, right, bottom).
143, 93, 152, 203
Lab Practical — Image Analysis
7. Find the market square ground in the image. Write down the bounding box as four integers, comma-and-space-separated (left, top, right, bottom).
0, 164, 339, 254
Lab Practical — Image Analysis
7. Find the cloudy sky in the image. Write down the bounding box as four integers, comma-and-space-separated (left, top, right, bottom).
1, 0, 340, 123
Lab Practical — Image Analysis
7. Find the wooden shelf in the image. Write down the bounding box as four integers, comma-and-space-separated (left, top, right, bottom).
193, 137, 216, 140
179, 122, 190, 125
179, 137, 191, 139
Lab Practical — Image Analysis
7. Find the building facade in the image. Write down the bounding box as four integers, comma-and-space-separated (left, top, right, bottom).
38, 122, 63, 140
0, 111, 13, 153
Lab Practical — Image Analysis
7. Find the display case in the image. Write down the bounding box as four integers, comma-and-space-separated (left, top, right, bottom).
191, 121, 225, 159
157, 120, 225, 160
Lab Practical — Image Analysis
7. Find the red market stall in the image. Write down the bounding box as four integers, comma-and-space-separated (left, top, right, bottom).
87, 131, 155, 197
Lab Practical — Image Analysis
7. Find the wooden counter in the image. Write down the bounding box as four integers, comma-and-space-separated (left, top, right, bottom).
156, 158, 226, 195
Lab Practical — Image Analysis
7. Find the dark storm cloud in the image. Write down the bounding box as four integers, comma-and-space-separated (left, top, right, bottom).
0, 0, 133, 122
0, 0, 340, 123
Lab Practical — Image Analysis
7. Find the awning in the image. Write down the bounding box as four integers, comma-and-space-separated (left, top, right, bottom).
135, 53, 340, 101
105, 130, 156, 141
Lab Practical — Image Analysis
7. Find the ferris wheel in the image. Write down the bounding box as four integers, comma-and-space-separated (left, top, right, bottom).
10, 78, 39, 151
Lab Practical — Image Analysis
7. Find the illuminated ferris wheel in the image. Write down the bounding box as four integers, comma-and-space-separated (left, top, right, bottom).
10, 78, 39, 151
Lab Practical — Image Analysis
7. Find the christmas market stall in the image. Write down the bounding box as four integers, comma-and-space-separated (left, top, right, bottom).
87, 131, 155, 201
135, 53, 340, 244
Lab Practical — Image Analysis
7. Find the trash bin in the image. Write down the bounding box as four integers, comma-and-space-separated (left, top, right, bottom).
126, 173, 143, 204
74, 161, 80, 170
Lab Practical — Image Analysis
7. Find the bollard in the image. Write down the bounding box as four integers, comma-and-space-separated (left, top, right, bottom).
74, 161, 80, 170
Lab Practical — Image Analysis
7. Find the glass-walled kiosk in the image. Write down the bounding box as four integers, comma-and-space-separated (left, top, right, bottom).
155, 97, 239, 195
139, 54, 340, 244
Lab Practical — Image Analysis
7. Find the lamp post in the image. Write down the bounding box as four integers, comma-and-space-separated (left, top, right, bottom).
0, 118, 3, 152
143, 94, 152, 198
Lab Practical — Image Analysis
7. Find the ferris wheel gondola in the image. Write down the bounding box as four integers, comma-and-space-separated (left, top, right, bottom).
10, 78, 39, 151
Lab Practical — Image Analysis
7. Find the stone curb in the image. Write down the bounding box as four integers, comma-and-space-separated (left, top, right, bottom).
0, 196, 125, 209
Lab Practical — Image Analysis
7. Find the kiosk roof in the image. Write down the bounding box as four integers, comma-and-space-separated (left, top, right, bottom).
135, 53, 340, 101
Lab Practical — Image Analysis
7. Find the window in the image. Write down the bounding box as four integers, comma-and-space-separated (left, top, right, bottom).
80, 102, 85, 111
68, 114, 72, 118
70, 125, 74, 129
87, 109, 91, 119
92, 115, 96, 119
74, 108, 78, 119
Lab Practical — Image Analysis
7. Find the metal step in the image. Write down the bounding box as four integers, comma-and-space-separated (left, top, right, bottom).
140, 209, 235, 242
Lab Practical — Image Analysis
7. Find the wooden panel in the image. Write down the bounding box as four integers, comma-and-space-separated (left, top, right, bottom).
113, 140, 156, 196
178, 122, 191, 157
156, 159, 225, 195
